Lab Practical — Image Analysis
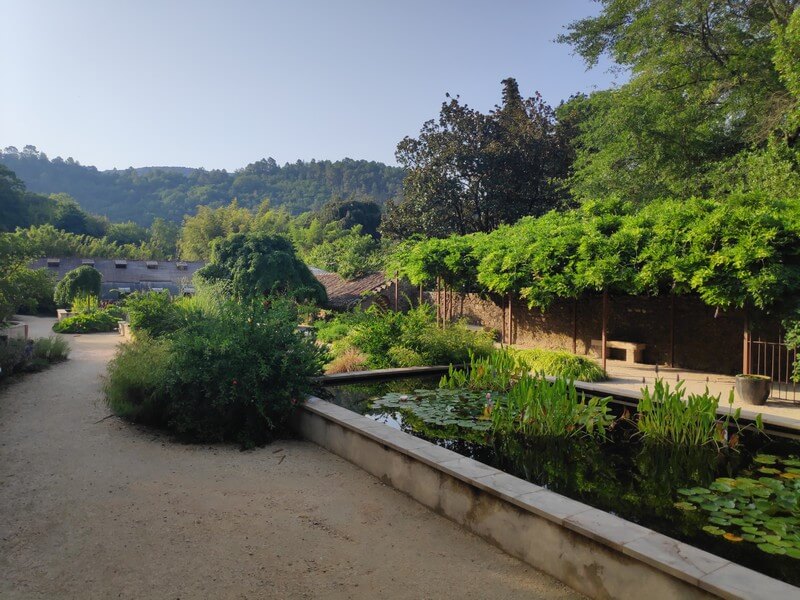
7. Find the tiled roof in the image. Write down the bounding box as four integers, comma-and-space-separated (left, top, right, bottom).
312, 269, 391, 310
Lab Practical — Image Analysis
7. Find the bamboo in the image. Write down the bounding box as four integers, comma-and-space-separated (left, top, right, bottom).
572, 299, 577, 354
669, 293, 675, 367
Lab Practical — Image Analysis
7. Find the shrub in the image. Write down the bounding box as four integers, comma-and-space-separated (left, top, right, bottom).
104, 299, 327, 447
70, 293, 100, 313
386, 345, 426, 367
53, 265, 101, 308
325, 347, 368, 374
32, 336, 70, 362
511, 348, 608, 382
0, 339, 29, 379
53, 309, 119, 333
342, 304, 495, 369
13, 268, 56, 315
104, 334, 173, 423
124, 291, 196, 338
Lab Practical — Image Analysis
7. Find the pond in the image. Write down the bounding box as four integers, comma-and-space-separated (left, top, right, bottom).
318, 375, 800, 586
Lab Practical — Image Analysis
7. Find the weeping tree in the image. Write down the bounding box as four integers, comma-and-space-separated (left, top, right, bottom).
53, 265, 102, 308
196, 232, 327, 304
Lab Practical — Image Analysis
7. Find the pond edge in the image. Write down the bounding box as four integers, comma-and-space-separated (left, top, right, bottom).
295, 394, 798, 600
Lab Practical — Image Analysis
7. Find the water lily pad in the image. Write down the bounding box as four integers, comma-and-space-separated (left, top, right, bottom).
758, 467, 781, 475
724, 532, 743, 542
702, 525, 725, 535
786, 548, 800, 559
674, 501, 696, 511
709, 516, 729, 526
754, 455, 778, 465
758, 543, 786, 555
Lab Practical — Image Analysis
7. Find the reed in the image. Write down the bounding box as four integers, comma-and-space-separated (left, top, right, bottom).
491, 373, 614, 439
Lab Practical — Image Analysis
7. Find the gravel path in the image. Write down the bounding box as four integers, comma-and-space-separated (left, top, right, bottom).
0, 316, 580, 599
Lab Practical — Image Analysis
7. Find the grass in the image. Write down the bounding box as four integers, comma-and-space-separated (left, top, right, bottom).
32, 336, 70, 362
511, 348, 608, 382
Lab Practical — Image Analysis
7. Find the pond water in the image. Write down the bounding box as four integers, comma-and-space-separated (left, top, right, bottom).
318, 375, 800, 586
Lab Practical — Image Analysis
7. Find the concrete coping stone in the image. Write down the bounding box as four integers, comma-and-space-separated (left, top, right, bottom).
303, 395, 800, 599
314, 365, 454, 383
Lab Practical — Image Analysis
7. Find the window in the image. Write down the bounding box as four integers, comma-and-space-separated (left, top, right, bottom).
176, 261, 188, 271
46, 258, 60, 267
146, 261, 158, 269
115, 260, 127, 269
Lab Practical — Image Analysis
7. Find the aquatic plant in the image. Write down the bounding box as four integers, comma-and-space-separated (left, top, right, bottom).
635, 379, 762, 448
371, 388, 492, 433
675, 453, 800, 558
439, 349, 525, 392
491, 374, 614, 439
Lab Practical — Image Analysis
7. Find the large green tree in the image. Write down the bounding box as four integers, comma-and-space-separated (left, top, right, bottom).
383, 78, 571, 238
197, 232, 327, 304
559, 0, 800, 201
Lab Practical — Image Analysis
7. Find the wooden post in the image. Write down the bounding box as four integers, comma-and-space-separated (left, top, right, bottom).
572, 299, 578, 354
508, 294, 513, 345
669, 293, 675, 368
418, 284, 423, 307
501, 297, 507, 345
601, 290, 609, 373
394, 271, 399, 311
742, 311, 750, 375
436, 277, 441, 326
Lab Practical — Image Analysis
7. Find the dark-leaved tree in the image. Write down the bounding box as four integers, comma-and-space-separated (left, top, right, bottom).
382, 78, 571, 238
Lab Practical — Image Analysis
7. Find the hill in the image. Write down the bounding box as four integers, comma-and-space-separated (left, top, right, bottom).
0, 146, 405, 225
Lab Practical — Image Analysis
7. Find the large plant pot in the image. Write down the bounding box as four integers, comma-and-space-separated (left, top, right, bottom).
735, 374, 771, 406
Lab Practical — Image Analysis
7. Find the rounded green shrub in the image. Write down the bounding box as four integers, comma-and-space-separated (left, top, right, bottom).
53, 309, 118, 333
53, 265, 102, 308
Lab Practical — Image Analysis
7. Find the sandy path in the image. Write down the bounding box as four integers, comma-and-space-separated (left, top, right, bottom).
1, 316, 580, 599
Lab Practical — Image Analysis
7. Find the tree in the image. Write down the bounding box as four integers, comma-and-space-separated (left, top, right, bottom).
53, 265, 102, 308
196, 232, 327, 304
559, 0, 800, 202
318, 197, 382, 238
0, 165, 27, 231
148, 218, 180, 259
106, 221, 148, 246
177, 200, 253, 260
383, 78, 570, 238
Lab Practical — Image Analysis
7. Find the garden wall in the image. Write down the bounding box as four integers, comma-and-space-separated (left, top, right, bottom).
440, 292, 778, 375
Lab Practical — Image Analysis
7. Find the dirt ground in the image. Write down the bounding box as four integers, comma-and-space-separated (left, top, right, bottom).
0, 316, 581, 599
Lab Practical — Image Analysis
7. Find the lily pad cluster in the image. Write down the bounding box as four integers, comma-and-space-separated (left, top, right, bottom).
371, 389, 492, 432
675, 454, 800, 558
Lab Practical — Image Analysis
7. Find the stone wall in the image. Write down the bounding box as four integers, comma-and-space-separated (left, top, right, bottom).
436, 292, 778, 375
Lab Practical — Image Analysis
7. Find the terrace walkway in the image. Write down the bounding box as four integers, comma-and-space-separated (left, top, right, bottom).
600, 359, 800, 426
0, 316, 579, 600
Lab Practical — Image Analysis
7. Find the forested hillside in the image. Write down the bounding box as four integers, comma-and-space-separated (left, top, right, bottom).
0, 146, 405, 226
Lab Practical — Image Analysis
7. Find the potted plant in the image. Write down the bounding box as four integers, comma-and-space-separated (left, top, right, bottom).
735, 374, 772, 406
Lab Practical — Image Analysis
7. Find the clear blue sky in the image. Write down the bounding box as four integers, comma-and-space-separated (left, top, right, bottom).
1, 0, 620, 171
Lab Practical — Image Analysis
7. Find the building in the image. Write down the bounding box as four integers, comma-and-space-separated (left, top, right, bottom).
31, 257, 205, 299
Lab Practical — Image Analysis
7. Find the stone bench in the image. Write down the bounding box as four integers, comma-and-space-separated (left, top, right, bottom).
591, 339, 646, 364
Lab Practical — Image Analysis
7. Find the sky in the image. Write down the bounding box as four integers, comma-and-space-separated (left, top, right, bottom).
1, 0, 621, 171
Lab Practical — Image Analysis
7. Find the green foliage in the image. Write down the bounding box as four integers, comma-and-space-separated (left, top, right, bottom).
675, 454, 800, 559
53, 265, 101, 308
558, 0, 800, 202
372, 388, 493, 435
635, 380, 757, 448
0, 336, 70, 381
53, 310, 119, 333
340, 304, 495, 369
384, 78, 571, 238
440, 350, 525, 392
511, 348, 608, 382
178, 201, 252, 260
392, 194, 800, 312
302, 224, 383, 279
197, 232, 327, 303
0, 233, 48, 322
32, 336, 70, 362
1, 147, 404, 226
103, 334, 174, 423
491, 374, 614, 439
104, 300, 327, 447
8, 267, 55, 316
124, 291, 196, 338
